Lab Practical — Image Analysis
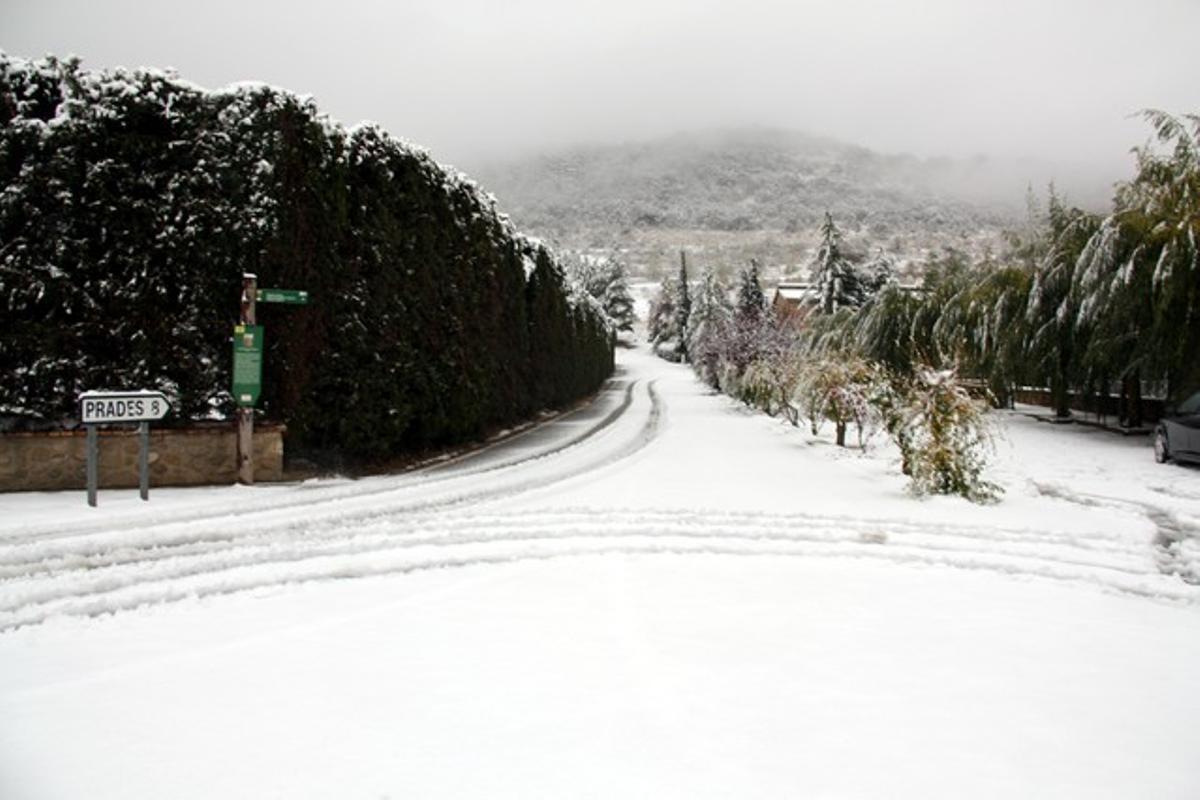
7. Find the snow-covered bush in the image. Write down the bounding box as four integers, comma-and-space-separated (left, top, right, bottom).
740, 354, 802, 426
795, 360, 828, 436
798, 354, 876, 447
736, 314, 803, 424
897, 367, 1001, 503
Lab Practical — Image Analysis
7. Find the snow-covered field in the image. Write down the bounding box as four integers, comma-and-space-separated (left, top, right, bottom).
2, 345, 1198, 799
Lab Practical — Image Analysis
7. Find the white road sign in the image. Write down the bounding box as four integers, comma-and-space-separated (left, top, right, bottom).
79, 391, 171, 424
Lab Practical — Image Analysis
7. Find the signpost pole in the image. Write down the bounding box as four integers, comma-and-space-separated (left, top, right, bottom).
138, 421, 150, 501
86, 424, 98, 507
238, 273, 257, 485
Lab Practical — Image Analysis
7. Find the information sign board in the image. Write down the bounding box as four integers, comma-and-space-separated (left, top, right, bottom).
232, 324, 264, 407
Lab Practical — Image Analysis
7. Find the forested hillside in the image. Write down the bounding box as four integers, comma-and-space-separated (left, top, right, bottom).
481, 128, 1018, 232
475, 128, 1045, 273
0, 53, 613, 463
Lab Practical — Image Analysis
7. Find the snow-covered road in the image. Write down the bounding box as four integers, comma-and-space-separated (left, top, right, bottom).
2, 345, 1199, 799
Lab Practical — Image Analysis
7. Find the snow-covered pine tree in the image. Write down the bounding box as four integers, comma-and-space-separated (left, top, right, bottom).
648, 275, 684, 362
674, 250, 692, 361
735, 259, 766, 321
860, 248, 896, 297
812, 212, 859, 314
686, 268, 732, 388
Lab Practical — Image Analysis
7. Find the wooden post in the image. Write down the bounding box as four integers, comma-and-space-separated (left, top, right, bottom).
238, 273, 256, 485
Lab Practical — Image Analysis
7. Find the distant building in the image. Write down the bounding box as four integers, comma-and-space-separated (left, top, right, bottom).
770, 280, 923, 328
770, 282, 818, 327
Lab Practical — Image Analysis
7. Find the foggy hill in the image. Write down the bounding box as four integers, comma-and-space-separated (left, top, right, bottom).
474, 128, 1035, 246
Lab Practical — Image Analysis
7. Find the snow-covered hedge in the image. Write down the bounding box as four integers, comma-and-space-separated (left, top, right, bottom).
0, 54, 613, 461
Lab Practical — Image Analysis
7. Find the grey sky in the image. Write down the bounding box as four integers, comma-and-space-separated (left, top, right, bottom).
4, 0, 1198, 185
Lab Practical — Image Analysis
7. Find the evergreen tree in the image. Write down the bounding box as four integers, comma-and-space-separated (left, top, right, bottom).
860, 248, 896, 296
648, 275, 686, 362
674, 250, 693, 361
813, 212, 859, 313
686, 269, 732, 387
735, 259, 766, 322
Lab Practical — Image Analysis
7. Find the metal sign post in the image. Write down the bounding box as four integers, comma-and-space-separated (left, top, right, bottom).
86, 424, 98, 507
78, 390, 171, 507
139, 421, 150, 500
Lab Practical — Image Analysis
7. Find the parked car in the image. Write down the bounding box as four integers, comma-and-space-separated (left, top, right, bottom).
1155, 390, 1200, 464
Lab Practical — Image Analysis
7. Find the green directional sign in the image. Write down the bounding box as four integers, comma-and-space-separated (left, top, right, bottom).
256, 288, 309, 305
232, 324, 264, 407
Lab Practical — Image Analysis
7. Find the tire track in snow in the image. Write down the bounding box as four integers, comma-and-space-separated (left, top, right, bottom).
0, 504, 1154, 584
0, 373, 641, 548
0, 380, 665, 628
1032, 480, 1200, 584
1, 521, 1195, 632
0, 378, 662, 578
0, 517, 1167, 614
2, 503, 1195, 631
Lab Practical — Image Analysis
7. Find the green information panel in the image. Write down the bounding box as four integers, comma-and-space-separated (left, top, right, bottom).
256, 288, 309, 305
232, 324, 264, 407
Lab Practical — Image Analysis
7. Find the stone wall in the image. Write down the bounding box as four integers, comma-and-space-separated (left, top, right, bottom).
0, 424, 285, 492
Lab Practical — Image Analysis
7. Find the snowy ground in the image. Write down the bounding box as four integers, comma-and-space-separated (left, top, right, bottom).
2, 345, 1198, 799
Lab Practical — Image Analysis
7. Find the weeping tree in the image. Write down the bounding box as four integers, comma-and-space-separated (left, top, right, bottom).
852, 284, 923, 375
1076, 111, 1200, 423
932, 259, 1033, 409
1026, 193, 1100, 417
910, 249, 974, 367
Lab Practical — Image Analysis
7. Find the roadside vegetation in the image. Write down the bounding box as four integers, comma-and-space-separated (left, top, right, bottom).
649, 111, 1200, 502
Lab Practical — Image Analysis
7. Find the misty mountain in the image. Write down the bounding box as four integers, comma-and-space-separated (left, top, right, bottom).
474, 128, 1039, 246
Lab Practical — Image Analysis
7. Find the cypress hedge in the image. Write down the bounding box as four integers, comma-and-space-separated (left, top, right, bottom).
0, 54, 614, 463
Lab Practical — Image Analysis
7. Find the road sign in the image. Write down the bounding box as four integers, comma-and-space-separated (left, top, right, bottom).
78, 389, 171, 507
79, 390, 171, 424
256, 288, 309, 305
232, 324, 264, 407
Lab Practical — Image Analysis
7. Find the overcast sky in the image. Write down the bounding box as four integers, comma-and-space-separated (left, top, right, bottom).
4, 0, 1198, 184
